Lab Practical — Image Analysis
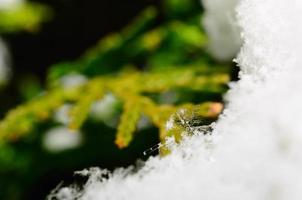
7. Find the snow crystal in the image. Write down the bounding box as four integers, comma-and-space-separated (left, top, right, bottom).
51, 0, 302, 199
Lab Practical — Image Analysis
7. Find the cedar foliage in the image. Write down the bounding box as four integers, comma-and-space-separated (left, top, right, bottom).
0, 0, 233, 199
0, 3, 230, 149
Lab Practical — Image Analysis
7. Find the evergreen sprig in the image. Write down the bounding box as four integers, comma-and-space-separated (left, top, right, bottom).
0, 3, 231, 150
0, 66, 229, 148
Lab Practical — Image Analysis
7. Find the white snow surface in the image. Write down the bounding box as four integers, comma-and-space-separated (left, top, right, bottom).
52, 0, 302, 199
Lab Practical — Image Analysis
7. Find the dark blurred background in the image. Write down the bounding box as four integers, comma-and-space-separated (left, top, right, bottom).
5, 0, 159, 79
1, 0, 161, 199
0, 0, 160, 116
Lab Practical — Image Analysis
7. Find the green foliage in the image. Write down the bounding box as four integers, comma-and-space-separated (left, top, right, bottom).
0, 2, 51, 33
47, 7, 158, 82
163, 0, 201, 19
0, 0, 234, 198
0, 3, 230, 146
0, 66, 229, 146
0, 1, 231, 150
47, 5, 209, 83
116, 100, 142, 148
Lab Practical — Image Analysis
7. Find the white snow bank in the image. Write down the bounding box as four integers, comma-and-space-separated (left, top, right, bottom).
51, 0, 302, 199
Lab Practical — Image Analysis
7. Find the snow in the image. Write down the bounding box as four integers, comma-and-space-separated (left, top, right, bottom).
60, 74, 88, 89
0, 0, 24, 10
43, 126, 83, 153
202, 0, 242, 62
0, 38, 10, 86
90, 94, 120, 128
51, 0, 302, 199
54, 104, 73, 125
0, 0, 25, 86
0, 0, 23, 10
